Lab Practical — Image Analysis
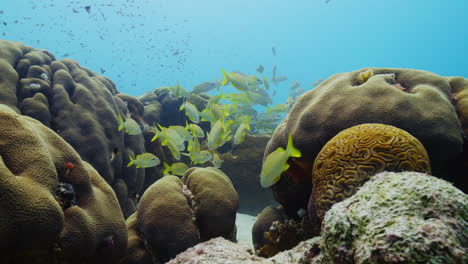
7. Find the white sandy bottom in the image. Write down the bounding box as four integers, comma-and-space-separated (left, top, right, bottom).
235, 213, 257, 248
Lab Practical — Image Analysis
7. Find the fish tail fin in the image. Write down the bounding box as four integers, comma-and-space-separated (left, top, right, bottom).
163, 162, 170, 175
221, 69, 229, 86
127, 155, 134, 167
118, 114, 124, 131
286, 133, 301, 158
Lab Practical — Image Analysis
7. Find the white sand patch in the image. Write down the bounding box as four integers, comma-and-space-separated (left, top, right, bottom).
235, 213, 257, 248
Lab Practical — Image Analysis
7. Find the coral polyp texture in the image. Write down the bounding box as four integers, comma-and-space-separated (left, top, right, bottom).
320, 171, 468, 263
123, 167, 239, 263
311, 123, 432, 221
0, 39, 147, 217
264, 68, 467, 217
0, 104, 127, 263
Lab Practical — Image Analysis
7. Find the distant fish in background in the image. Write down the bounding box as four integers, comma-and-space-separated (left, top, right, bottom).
272, 64, 277, 79
191, 81, 217, 94
325, 0, 331, 3
256, 64, 264, 74
289, 81, 300, 90
310, 78, 324, 88
272, 75, 288, 84
272, 46, 277, 56
84, 6, 91, 14
289, 87, 305, 97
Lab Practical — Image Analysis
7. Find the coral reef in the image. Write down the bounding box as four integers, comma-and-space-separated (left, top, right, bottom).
252, 205, 320, 258
0, 104, 127, 263
168, 171, 467, 264
264, 68, 467, 218
320, 171, 467, 263
0, 39, 148, 217
122, 167, 239, 263
311, 123, 432, 221
166, 236, 321, 264
220, 134, 276, 214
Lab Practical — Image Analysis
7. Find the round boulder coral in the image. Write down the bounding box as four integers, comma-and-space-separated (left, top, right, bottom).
265, 68, 466, 217
0, 104, 127, 263
125, 167, 239, 263
320, 171, 467, 263
310, 123, 431, 221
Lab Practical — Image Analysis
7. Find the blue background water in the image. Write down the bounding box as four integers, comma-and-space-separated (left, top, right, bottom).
1, 0, 467, 105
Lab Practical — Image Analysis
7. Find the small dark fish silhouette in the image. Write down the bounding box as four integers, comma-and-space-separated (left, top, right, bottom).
85, 6, 91, 14
256, 64, 264, 74
100, 68, 106, 74
272, 46, 276, 56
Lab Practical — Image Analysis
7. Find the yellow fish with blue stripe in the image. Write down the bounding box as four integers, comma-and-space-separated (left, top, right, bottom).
127, 153, 160, 168
163, 162, 189, 176
118, 114, 141, 135
260, 134, 301, 188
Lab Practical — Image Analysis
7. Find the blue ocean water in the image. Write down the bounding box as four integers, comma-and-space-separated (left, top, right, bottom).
1, 0, 467, 105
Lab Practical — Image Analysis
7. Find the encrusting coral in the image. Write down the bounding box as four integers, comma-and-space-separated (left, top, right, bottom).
320, 171, 467, 263
0, 104, 127, 263
310, 123, 432, 221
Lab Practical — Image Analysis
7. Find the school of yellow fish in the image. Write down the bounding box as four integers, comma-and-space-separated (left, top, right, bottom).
121, 66, 323, 188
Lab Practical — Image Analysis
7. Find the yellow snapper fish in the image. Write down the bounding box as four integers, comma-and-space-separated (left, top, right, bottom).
266, 103, 289, 114
187, 136, 201, 153
169, 125, 193, 142
207, 118, 233, 150
169, 82, 189, 98
200, 103, 223, 124
118, 114, 142, 135
211, 152, 223, 168
262, 76, 270, 90
233, 115, 251, 145
221, 69, 251, 92
260, 134, 302, 188
190, 150, 213, 165
127, 153, 160, 168
186, 122, 205, 139
180, 101, 200, 123
244, 75, 263, 89
226, 92, 254, 106
163, 162, 189, 176
191, 81, 217, 94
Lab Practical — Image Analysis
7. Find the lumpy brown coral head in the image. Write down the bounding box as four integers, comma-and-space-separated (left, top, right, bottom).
309, 123, 431, 221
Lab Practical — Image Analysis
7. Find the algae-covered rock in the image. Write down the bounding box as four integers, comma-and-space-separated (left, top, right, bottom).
320, 171, 467, 263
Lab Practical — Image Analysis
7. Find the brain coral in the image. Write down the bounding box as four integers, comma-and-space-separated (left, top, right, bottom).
0, 104, 127, 263
264, 68, 467, 216
125, 167, 239, 263
320, 171, 467, 263
311, 123, 431, 221
0, 39, 147, 217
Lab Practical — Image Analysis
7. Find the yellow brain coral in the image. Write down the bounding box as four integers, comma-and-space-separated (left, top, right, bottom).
311, 123, 431, 221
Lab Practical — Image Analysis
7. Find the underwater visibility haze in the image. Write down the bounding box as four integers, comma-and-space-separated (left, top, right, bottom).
0, 0, 467, 263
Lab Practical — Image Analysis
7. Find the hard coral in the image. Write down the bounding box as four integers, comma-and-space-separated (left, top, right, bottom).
311, 123, 431, 221
124, 167, 239, 262
0, 104, 127, 263
320, 171, 468, 264
264, 68, 466, 218
0, 39, 148, 217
